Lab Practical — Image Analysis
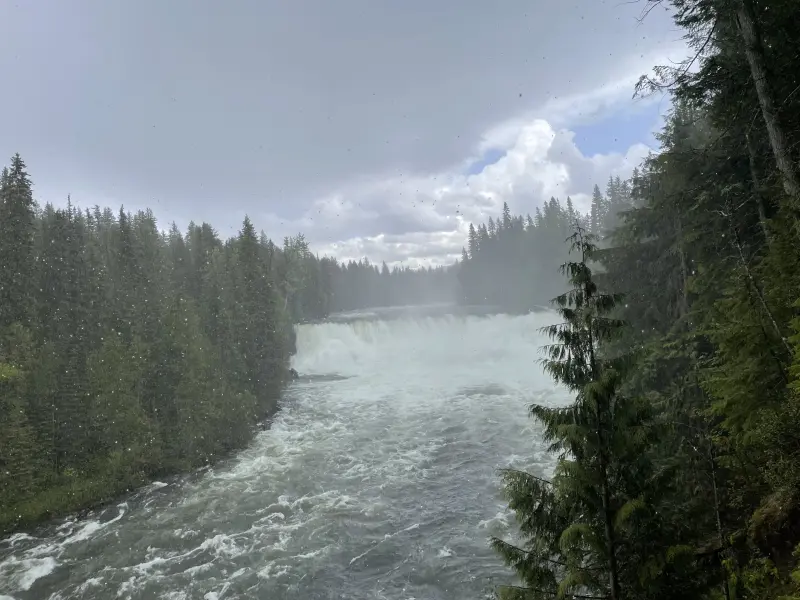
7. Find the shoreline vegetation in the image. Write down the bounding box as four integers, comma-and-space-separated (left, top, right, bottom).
0, 156, 300, 534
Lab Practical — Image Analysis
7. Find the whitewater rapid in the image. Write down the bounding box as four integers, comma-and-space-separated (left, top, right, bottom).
0, 312, 568, 599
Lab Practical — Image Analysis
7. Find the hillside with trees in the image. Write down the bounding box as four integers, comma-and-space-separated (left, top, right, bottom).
0, 156, 302, 532
490, 0, 800, 597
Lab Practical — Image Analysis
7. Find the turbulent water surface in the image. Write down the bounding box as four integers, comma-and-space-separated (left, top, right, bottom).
0, 311, 568, 600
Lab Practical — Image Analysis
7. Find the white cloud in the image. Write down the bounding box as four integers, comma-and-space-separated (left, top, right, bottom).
315, 230, 467, 269
9, 0, 690, 252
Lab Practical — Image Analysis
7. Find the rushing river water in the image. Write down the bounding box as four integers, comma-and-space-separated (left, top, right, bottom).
0, 311, 568, 600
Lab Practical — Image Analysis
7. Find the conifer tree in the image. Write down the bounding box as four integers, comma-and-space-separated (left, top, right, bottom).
503, 201, 513, 230
491, 227, 686, 600
0, 154, 36, 329
468, 223, 479, 259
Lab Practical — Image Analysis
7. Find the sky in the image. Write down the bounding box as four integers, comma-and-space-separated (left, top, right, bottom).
0, 0, 688, 268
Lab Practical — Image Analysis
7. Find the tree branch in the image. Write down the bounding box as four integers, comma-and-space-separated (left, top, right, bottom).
498, 467, 553, 486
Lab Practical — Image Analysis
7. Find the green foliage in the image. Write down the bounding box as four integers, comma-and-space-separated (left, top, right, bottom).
494, 2, 800, 597
0, 362, 18, 381
0, 158, 312, 534
0, 154, 36, 329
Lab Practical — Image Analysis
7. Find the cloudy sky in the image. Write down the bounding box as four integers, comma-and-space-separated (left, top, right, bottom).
1, 0, 687, 267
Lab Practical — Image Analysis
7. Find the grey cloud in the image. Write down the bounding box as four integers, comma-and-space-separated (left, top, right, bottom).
1, 0, 677, 240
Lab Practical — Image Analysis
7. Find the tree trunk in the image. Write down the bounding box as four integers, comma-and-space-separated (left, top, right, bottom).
588, 348, 622, 600
675, 215, 690, 318
744, 132, 772, 244
728, 212, 791, 355
599, 450, 621, 600
735, 0, 800, 204
709, 440, 731, 600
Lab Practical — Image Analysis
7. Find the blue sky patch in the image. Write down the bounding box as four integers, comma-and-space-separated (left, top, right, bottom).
465, 147, 506, 176
571, 100, 664, 157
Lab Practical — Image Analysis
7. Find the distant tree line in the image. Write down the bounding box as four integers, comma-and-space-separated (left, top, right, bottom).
0, 155, 299, 533
458, 177, 633, 311
291, 256, 460, 319
290, 179, 634, 318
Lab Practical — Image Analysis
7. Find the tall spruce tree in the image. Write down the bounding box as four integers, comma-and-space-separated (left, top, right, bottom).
491, 227, 697, 600
0, 154, 36, 329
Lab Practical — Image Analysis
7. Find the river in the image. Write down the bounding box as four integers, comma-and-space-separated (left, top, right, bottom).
0, 311, 568, 600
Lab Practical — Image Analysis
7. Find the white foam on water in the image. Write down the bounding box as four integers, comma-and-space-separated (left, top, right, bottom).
0, 557, 58, 592
0, 502, 129, 596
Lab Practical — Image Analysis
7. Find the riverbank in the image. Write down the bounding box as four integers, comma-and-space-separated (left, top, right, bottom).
0, 467, 153, 536
0, 392, 287, 537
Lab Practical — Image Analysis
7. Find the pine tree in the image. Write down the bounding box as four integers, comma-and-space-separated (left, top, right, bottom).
589, 185, 605, 237
565, 197, 577, 229
503, 201, 513, 230
491, 227, 687, 600
0, 155, 309, 533
0, 154, 36, 329
468, 223, 479, 258
233, 216, 287, 415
